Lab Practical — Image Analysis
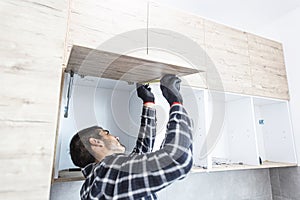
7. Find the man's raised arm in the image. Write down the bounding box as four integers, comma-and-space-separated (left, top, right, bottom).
132, 84, 157, 154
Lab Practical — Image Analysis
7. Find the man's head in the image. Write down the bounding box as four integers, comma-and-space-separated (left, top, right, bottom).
70, 126, 126, 168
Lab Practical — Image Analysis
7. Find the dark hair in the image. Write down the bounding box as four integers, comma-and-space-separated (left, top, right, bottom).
69, 126, 104, 168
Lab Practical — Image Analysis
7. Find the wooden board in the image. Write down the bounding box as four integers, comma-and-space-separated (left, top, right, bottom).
192, 161, 297, 173
54, 170, 84, 183
65, 45, 201, 83
53, 161, 297, 182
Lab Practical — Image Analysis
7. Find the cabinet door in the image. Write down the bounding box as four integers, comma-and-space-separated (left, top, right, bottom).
148, 2, 206, 89
248, 33, 289, 100
204, 20, 252, 95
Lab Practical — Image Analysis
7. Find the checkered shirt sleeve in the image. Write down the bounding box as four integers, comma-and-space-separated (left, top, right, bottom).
80, 104, 193, 200
132, 106, 156, 154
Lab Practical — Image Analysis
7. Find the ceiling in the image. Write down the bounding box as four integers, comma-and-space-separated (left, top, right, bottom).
154, 0, 300, 35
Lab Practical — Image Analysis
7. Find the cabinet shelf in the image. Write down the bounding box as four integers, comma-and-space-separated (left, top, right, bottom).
65, 45, 202, 83
54, 170, 84, 183
54, 161, 297, 183
191, 161, 297, 173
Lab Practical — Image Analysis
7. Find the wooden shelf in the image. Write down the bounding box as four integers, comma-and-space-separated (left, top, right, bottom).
65, 45, 202, 83
191, 161, 297, 173
54, 161, 297, 182
54, 170, 84, 183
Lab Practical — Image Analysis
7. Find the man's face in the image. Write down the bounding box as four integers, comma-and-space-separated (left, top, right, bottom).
99, 130, 126, 153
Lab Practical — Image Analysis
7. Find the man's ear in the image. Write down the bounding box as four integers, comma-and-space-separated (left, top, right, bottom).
89, 138, 104, 147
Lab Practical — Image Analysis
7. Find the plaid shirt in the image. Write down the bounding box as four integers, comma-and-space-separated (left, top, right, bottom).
81, 104, 193, 200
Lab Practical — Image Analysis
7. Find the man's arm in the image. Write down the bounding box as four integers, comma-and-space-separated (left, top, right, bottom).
132, 103, 156, 154
132, 85, 156, 154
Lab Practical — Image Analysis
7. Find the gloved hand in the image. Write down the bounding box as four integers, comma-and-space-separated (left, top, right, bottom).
160, 74, 183, 106
136, 83, 155, 103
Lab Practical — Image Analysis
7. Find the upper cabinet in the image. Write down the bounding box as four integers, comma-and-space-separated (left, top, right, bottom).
66, 0, 290, 100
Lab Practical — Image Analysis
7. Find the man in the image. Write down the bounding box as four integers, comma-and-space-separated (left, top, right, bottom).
70, 74, 193, 200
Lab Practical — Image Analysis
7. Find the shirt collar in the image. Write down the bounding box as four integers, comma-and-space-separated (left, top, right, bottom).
82, 163, 95, 178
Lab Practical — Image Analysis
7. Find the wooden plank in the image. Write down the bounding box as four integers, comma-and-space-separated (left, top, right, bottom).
192, 161, 297, 173
65, 45, 201, 83
248, 33, 289, 100
51, 69, 67, 183
54, 170, 85, 183
53, 161, 298, 182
